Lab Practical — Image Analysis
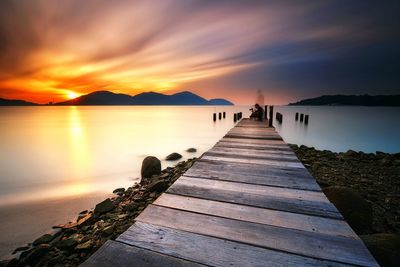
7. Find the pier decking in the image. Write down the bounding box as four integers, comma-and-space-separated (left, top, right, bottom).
82, 118, 378, 266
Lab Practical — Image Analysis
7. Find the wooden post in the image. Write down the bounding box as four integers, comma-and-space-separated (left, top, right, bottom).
233, 113, 237, 122
213, 113, 216, 122
264, 105, 268, 120
304, 115, 309, 124
295, 112, 299, 121
300, 113, 304, 122
239, 112, 242, 120
223, 112, 226, 118
219, 112, 222, 120
268, 106, 274, 127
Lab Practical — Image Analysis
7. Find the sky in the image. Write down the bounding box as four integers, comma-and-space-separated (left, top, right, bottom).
0, 0, 399, 104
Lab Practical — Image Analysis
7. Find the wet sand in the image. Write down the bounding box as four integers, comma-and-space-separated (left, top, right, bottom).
0, 193, 111, 260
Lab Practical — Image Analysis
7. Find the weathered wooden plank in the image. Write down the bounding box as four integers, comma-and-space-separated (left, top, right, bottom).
168, 177, 341, 219
216, 141, 292, 151
184, 167, 321, 191
225, 134, 283, 140
228, 130, 278, 135
227, 131, 281, 137
211, 146, 296, 156
174, 177, 330, 203
205, 150, 299, 162
221, 137, 288, 145
118, 222, 349, 267
202, 155, 305, 169
80, 240, 204, 267
154, 193, 356, 238
135, 206, 377, 266
192, 159, 314, 180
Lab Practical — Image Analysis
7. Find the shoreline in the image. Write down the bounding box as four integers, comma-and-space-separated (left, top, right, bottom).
290, 145, 400, 235
1, 158, 197, 267
291, 145, 400, 266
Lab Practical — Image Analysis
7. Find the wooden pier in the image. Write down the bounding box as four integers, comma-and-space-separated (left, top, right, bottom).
82, 118, 377, 266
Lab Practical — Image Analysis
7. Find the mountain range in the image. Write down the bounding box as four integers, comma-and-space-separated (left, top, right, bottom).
289, 94, 400, 106
0, 91, 234, 106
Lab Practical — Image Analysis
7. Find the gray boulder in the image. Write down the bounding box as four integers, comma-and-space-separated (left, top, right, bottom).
166, 152, 182, 161
361, 233, 400, 267
94, 198, 115, 215
323, 186, 372, 233
141, 156, 161, 179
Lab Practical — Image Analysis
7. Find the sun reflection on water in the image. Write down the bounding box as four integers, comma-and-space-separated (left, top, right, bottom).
68, 107, 89, 191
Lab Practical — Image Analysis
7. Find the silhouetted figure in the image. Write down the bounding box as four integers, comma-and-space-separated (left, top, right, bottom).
250, 104, 264, 121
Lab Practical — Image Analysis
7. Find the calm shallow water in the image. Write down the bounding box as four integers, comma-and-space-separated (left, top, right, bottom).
0, 106, 251, 206
274, 106, 400, 153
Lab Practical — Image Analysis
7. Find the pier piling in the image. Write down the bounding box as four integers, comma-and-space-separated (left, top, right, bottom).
268, 106, 274, 127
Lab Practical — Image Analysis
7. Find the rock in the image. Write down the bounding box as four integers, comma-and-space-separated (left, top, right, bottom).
147, 180, 168, 193
141, 156, 161, 179
361, 234, 400, 267
33, 234, 54, 246
22, 245, 51, 265
103, 225, 114, 236
94, 198, 115, 215
112, 187, 125, 195
323, 186, 372, 233
57, 237, 78, 250
186, 148, 197, 153
166, 152, 182, 161
75, 240, 94, 250
12, 246, 30, 254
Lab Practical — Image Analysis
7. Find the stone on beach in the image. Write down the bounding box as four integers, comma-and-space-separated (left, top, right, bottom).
94, 198, 115, 215
166, 152, 182, 161
141, 156, 161, 179
361, 233, 400, 267
323, 186, 372, 233
186, 148, 197, 153
147, 180, 169, 193
33, 234, 54, 246
112, 188, 125, 195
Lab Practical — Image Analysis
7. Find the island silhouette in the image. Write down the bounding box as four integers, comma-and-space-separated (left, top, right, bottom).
0, 91, 234, 106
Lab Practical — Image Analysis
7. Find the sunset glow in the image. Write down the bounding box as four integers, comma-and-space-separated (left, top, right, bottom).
0, 1, 398, 104
66, 91, 80, 100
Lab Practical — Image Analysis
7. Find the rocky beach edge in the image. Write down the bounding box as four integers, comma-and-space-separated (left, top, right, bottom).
291, 145, 400, 266
0, 157, 197, 267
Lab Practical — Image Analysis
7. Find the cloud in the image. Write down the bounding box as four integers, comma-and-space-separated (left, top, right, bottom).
0, 0, 399, 103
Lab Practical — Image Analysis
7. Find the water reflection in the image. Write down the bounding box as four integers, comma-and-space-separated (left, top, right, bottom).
68, 107, 89, 178
0, 106, 250, 206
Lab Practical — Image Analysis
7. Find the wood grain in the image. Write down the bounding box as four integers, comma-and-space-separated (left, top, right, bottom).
154, 193, 356, 238
118, 222, 348, 267
136, 206, 377, 266
80, 240, 205, 267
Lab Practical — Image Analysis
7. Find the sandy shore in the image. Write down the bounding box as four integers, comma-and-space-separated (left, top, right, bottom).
0, 193, 111, 260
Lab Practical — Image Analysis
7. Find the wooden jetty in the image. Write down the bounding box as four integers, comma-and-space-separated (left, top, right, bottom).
82, 118, 378, 266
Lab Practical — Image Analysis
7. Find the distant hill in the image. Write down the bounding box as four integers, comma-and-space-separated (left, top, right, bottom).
57, 91, 234, 105
0, 98, 38, 106
208, 98, 234, 105
58, 91, 133, 105
289, 95, 400, 106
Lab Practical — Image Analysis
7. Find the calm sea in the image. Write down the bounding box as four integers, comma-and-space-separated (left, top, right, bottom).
0, 105, 399, 258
